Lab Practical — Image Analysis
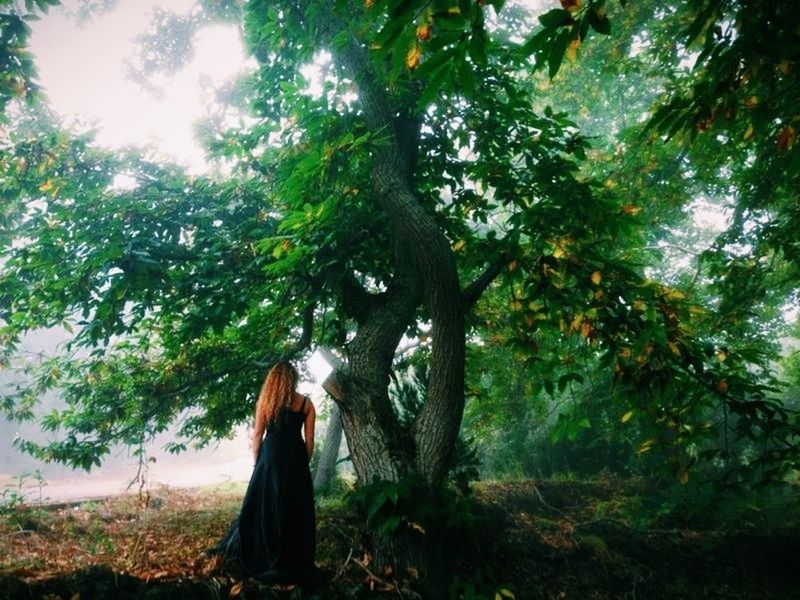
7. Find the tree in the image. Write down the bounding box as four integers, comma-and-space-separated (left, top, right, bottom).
2, 0, 799, 585
461, 0, 800, 484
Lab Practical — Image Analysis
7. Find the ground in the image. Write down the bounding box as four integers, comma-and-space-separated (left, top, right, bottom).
0, 478, 798, 599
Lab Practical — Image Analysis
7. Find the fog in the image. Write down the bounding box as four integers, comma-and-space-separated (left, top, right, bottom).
0, 328, 329, 504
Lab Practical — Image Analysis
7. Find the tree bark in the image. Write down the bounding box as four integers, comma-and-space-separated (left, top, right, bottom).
304, 0, 472, 585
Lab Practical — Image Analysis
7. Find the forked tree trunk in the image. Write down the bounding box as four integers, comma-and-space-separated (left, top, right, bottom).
301, 1, 484, 590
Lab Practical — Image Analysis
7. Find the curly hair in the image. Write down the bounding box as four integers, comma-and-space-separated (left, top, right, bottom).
256, 361, 298, 428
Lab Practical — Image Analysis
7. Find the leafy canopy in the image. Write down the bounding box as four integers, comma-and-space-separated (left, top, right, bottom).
0, 0, 797, 484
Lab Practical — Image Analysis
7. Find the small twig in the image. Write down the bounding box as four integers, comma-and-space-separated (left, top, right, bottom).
334, 547, 353, 580
1, 528, 37, 540
353, 558, 405, 598
530, 483, 569, 519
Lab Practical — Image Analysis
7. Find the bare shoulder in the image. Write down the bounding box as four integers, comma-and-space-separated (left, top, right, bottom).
304, 396, 316, 417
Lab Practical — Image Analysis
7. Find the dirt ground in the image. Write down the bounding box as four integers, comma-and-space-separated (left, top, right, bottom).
1, 479, 798, 599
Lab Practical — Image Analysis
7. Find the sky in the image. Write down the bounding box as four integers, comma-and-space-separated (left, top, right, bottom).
29, 0, 248, 172
27, 1, 546, 172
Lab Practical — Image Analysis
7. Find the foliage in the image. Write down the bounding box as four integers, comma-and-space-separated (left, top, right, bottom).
390, 363, 481, 492
349, 472, 484, 551
457, 0, 800, 487
0, 469, 48, 532
0, 0, 797, 507
0, 0, 60, 114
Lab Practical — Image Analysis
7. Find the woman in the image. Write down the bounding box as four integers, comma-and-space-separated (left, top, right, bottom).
211, 361, 319, 584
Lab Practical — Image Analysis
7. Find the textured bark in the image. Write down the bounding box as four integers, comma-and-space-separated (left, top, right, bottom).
299, 0, 496, 583
339, 263, 421, 483
330, 16, 466, 493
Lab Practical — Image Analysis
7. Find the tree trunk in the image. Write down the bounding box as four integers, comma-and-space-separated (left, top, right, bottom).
312, 400, 343, 494
305, 1, 474, 589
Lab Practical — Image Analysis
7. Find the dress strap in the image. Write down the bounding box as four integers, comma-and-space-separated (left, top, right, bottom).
301, 395, 307, 413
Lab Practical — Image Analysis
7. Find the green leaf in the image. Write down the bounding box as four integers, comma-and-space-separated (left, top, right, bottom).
467, 29, 488, 65
459, 60, 475, 97
521, 28, 552, 55
548, 28, 572, 79
538, 8, 572, 28
587, 7, 611, 35
378, 515, 402, 536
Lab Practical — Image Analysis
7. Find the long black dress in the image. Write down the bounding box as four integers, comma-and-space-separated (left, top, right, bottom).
212, 398, 316, 584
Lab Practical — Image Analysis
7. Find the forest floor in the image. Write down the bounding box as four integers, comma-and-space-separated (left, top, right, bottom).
0, 477, 799, 599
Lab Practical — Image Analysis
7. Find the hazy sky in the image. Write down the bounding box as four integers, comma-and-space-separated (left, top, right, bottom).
26, 0, 543, 171
29, 0, 247, 171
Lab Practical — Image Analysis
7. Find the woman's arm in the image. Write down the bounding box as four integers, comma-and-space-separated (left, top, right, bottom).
303, 398, 316, 462
252, 401, 266, 464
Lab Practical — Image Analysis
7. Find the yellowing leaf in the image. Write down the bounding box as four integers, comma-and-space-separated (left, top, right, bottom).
678, 470, 689, 485
510, 299, 524, 312
637, 439, 656, 454
409, 521, 426, 534
717, 379, 729, 394
620, 204, 642, 215
416, 22, 431, 41
667, 341, 681, 356
590, 270, 602, 285
560, 0, 583, 12
39, 180, 54, 192
662, 287, 686, 301
777, 125, 795, 152
507, 259, 518, 272
621, 410, 634, 423
405, 43, 421, 70
447, 6, 461, 14
743, 122, 754, 141
229, 581, 244, 598
452, 239, 466, 252
565, 37, 581, 62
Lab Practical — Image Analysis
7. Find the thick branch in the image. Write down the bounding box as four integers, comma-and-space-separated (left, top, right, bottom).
341, 271, 382, 325
462, 256, 507, 307
283, 301, 315, 358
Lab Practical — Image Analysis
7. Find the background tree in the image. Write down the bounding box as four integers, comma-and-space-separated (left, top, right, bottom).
460, 0, 800, 486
